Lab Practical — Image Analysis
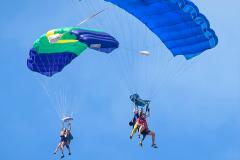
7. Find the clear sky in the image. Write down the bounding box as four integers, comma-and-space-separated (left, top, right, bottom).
0, 0, 239, 160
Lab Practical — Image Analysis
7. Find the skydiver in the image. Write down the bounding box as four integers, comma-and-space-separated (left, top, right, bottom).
54, 128, 67, 158
129, 110, 145, 139
138, 113, 157, 148
54, 123, 73, 158
65, 123, 73, 155
130, 111, 157, 148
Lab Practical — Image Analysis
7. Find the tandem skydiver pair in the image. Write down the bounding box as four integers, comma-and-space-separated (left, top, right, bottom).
54, 117, 73, 159
129, 94, 157, 148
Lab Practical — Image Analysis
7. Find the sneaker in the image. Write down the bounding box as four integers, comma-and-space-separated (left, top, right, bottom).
68, 153, 71, 155
129, 135, 133, 139
151, 144, 158, 148
139, 141, 143, 147
61, 155, 65, 159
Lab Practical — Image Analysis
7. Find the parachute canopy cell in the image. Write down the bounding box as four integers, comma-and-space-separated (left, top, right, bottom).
104, 0, 218, 59
27, 27, 119, 77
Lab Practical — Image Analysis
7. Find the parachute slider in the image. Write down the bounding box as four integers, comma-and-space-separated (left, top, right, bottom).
62, 116, 73, 123
139, 51, 150, 56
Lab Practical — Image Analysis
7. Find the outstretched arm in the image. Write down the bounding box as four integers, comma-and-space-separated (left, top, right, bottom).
134, 103, 138, 110
68, 122, 72, 131
62, 121, 65, 130
145, 103, 150, 118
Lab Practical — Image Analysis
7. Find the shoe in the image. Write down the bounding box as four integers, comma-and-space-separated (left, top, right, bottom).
53, 152, 56, 155
139, 141, 143, 147
151, 144, 158, 148
68, 153, 71, 155
129, 135, 133, 139
61, 155, 65, 159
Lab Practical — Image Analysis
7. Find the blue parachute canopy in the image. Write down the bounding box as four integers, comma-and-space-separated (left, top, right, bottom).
104, 0, 218, 59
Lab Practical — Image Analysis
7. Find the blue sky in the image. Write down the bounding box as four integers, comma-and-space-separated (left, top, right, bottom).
0, 0, 239, 160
